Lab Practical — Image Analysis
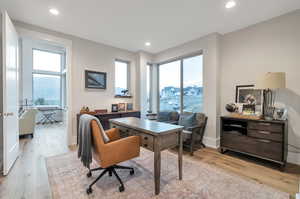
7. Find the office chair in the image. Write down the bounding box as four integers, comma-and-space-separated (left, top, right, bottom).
86, 120, 140, 194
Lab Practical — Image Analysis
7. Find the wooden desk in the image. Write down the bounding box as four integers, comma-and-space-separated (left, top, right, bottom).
76, 111, 140, 144
109, 117, 184, 195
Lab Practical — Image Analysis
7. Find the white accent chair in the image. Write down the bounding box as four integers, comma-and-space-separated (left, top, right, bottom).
19, 108, 39, 138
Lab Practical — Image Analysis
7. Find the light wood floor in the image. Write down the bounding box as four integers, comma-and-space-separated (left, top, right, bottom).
0, 124, 299, 199
0, 123, 70, 199
191, 148, 300, 198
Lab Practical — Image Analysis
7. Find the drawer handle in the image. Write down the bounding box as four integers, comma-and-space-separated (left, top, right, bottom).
126, 130, 129, 132
143, 144, 148, 147
257, 139, 271, 143
259, 123, 271, 126
257, 131, 271, 135
144, 137, 148, 140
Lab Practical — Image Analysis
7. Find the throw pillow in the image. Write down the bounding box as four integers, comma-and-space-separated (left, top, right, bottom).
178, 113, 196, 130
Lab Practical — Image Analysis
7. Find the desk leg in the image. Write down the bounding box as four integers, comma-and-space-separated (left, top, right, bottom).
154, 139, 161, 195
178, 130, 183, 180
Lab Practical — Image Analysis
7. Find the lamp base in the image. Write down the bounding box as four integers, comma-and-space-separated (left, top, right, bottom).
263, 116, 273, 121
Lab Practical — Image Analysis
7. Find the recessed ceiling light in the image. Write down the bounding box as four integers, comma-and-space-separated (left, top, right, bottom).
225, 0, 236, 9
145, 42, 151, 46
49, 8, 59, 16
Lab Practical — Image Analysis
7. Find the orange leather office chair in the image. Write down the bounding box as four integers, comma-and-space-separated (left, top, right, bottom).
86, 120, 140, 194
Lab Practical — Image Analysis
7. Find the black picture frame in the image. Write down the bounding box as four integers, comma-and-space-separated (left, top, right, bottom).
126, 103, 133, 111
235, 85, 255, 103
111, 104, 118, 112
235, 84, 264, 114
85, 70, 107, 89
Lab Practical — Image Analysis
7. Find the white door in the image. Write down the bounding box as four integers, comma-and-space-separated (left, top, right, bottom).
1, 11, 19, 175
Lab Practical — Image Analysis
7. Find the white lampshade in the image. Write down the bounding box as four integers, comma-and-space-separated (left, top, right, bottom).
256, 72, 286, 89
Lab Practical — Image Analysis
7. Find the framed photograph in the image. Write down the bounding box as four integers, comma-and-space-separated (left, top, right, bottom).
236, 85, 263, 105
111, 104, 118, 112
118, 103, 126, 112
235, 84, 263, 113
85, 70, 107, 89
126, 103, 133, 111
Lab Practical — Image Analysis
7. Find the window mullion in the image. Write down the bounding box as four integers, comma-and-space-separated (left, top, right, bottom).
180, 59, 184, 114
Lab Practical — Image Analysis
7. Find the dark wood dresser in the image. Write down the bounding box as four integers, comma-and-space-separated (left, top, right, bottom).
220, 116, 288, 169
77, 111, 141, 144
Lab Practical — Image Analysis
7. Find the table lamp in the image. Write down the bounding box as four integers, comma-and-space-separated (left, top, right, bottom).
256, 72, 286, 120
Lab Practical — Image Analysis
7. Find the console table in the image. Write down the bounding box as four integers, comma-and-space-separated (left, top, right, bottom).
220, 116, 288, 170
109, 117, 183, 195
76, 110, 140, 144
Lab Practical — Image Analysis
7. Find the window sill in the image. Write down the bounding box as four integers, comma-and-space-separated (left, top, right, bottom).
114, 95, 132, 98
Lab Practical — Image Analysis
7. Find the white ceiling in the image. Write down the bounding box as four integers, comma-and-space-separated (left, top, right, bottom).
1, 0, 300, 53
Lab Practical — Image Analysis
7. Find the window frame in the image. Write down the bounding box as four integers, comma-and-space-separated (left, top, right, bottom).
114, 59, 131, 97
32, 48, 65, 107
157, 52, 203, 113
146, 63, 153, 112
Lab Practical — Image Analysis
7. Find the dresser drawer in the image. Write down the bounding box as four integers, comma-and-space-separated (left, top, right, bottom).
222, 133, 282, 161
248, 122, 283, 133
140, 133, 154, 151
248, 130, 283, 142
112, 125, 130, 138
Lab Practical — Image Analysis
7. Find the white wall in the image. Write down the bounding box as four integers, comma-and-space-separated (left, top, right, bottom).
14, 21, 138, 144
221, 10, 300, 164
136, 51, 154, 118
154, 33, 222, 148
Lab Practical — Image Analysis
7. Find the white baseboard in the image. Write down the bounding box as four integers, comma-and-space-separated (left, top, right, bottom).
203, 136, 220, 149
68, 135, 77, 147
287, 152, 300, 165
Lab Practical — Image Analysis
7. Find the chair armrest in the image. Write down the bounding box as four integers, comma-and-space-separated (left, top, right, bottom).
105, 128, 120, 141
168, 121, 178, 125
186, 125, 201, 131
100, 136, 140, 168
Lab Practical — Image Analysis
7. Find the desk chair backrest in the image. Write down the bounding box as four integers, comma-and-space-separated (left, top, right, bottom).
90, 120, 140, 169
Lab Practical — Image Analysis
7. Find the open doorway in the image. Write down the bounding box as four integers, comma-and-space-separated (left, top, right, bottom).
19, 36, 68, 149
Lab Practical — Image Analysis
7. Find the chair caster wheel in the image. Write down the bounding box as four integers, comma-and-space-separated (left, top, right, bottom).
86, 187, 93, 194
87, 172, 92, 178
119, 185, 125, 192
130, 169, 134, 175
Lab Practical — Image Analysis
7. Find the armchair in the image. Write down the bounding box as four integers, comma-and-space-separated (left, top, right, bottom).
157, 111, 179, 124
181, 112, 207, 155
86, 120, 140, 194
19, 108, 39, 137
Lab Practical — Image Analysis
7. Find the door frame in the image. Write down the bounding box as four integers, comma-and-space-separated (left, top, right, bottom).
16, 27, 74, 146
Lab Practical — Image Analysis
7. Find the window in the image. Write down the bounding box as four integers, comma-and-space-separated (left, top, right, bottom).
33, 74, 61, 106
32, 49, 63, 106
159, 60, 181, 112
115, 60, 130, 96
33, 50, 61, 72
158, 54, 203, 113
146, 64, 152, 112
183, 55, 203, 112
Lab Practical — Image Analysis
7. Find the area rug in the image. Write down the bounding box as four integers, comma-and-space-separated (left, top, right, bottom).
46, 149, 289, 199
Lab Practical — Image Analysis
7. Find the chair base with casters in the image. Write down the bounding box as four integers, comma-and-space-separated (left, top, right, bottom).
86, 165, 135, 194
